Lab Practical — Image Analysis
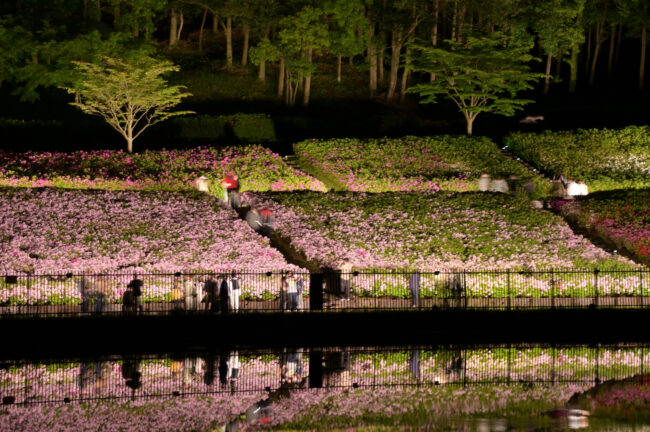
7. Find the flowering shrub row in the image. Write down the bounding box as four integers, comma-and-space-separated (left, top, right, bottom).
294, 136, 544, 193
0, 188, 298, 280
245, 191, 640, 297
505, 127, 650, 192
0, 146, 326, 192
551, 189, 650, 266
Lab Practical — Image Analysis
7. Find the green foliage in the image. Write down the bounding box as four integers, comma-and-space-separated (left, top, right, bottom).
249, 38, 281, 66
61, 55, 193, 153
505, 126, 650, 191
408, 31, 543, 135
174, 113, 276, 142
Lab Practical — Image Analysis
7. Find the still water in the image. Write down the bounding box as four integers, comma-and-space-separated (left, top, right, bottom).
1, 344, 650, 431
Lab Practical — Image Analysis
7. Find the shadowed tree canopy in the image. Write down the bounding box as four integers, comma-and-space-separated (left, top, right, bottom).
407, 31, 542, 135
61, 55, 193, 153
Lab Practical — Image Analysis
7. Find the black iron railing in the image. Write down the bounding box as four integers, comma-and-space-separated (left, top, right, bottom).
0, 269, 648, 316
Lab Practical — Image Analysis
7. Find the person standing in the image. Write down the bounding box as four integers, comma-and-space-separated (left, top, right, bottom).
183, 274, 198, 311
286, 272, 298, 311
204, 275, 219, 313
296, 274, 305, 311
339, 259, 352, 301
78, 272, 91, 314
229, 271, 241, 313
127, 274, 144, 313
409, 270, 421, 308
221, 171, 239, 206
219, 274, 230, 314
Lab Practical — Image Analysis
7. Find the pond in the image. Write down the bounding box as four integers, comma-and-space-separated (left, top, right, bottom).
1, 344, 650, 431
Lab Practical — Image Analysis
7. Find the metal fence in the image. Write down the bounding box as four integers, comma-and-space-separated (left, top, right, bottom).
0, 268, 648, 317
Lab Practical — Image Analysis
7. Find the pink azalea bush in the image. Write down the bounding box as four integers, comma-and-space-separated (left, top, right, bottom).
246, 192, 641, 297
0, 188, 300, 302
551, 190, 650, 267
294, 136, 543, 193
0, 146, 326, 192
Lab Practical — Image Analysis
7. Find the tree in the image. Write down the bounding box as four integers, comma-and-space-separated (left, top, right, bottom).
61, 55, 193, 153
407, 31, 542, 135
249, 38, 281, 81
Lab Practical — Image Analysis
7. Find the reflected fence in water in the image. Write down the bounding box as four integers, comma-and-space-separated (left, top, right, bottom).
0, 268, 648, 317
1, 345, 650, 406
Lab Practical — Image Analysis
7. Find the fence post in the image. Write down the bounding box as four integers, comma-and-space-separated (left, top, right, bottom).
594, 269, 600, 308
309, 273, 323, 311
506, 270, 511, 311
551, 269, 556, 309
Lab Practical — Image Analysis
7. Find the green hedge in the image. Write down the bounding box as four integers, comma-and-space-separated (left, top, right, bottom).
174, 113, 276, 142
505, 126, 650, 192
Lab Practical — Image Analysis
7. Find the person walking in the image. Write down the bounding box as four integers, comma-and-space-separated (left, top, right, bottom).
171, 277, 184, 312
409, 270, 421, 308
127, 274, 144, 313
221, 171, 239, 206
296, 274, 305, 311
78, 271, 91, 314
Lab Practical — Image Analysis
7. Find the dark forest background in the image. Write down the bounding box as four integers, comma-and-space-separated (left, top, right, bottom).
1, 0, 649, 151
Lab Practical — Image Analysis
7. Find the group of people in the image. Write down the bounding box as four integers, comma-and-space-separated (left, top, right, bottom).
78, 272, 110, 314
171, 272, 242, 313
281, 271, 305, 311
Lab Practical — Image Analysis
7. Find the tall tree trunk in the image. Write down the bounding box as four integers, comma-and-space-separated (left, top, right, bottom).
589, 20, 604, 86
113, 2, 120, 30
451, 0, 457, 42
569, 44, 579, 93
586, 28, 592, 71
399, 67, 410, 104
258, 61, 266, 81
607, 23, 616, 75
212, 13, 218, 33
303, 46, 313, 107
198, 7, 208, 52
544, 51, 552, 95
337, 56, 342, 83
242, 26, 250, 66
278, 57, 285, 98
169, 8, 178, 47
177, 9, 184, 41
223, 17, 233, 69
369, 26, 377, 96
641, 22, 647, 90
386, 30, 402, 101
457, 3, 466, 42
379, 48, 384, 82
430, 0, 439, 82
615, 23, 622, 64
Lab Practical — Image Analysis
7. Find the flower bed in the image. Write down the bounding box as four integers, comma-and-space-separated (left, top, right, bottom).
248, 191, 639, 297
0, 188, 299, 302
550, 189, 650, 267
505, 127, 650, 192
294, 136, 545, 194
0, 146, 326, 193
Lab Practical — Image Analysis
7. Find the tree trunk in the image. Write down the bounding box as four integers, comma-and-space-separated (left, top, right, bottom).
457, 3, 466, 42
466, 115, 474, 136
303, 46, 313, 107
169, 8, 178, 47
430, 0, 439, 82
379, 49, 384, 82
223, 17, 233, 69
177, 9, 184, 41
556, 49, 563, 77
278, 57, 285, 98
386, 30, 402, 101
615, 23, 622, 65
242, 26, 250, 66
212, 13, 218, 33
607, 23, 616, 75
369, 26, 377, 96
641, 23, 647, 90
258, 61, 266, 81
399, 68, 410, 104
569, 44, 579, 93
451, 0, 457, 42
586, 29, 591, 71
588, 21, 604, 86
82, 0, 88, 31
337, 56, 342, 83
198, 7, 208, 52
544, 51, 552, 95
113, 2, 120, 30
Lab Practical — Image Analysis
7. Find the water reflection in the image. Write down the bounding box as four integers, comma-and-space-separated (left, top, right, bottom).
1, 345, 650, 431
